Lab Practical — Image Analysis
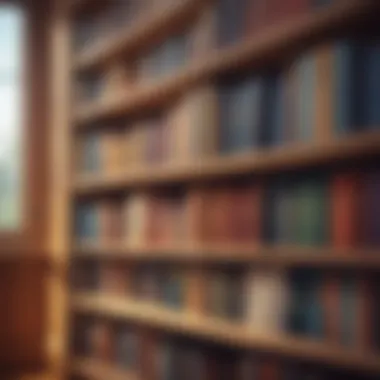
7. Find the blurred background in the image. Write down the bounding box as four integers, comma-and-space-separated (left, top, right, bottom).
0, 0, 379, 379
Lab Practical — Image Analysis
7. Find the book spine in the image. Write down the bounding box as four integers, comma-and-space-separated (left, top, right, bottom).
330, 172, 360, 249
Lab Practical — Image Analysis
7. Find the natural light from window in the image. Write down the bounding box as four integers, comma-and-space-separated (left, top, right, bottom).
0, 4, 23, 230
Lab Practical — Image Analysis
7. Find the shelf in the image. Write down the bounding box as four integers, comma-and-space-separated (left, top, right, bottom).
71, 293, 380, 374
71, 358, 139, 380
73, 130, 380, 194
73, 242, 380, 268
73, 0, 205, 71
74, 0, 379, 125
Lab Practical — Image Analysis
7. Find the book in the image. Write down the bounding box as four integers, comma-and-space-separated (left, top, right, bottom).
133, 265, 161, 302
295, 177, 328, 246
124, 194, 149, 246
330, 172, 360, 249
296, 52, 317, 142
125, 123, 147, 169
361, 169, 380, 248
190, 3, 217, 62
219, 77, 264, 154
98, 199, 124, 244
229, 183, 262, 243
246, 269, 289, 333
185, 188, 208, 243
79, 133, 101, 173
322, 272, 340, 343
161, 267, 184, 309
71, 261, 100, 292
114, 324, 139, 370
89, 321, 114, 362
75, 203, 99, 242
99, 263, 127, 295
217, 0, 249, 47
315, 44, 334, 141
169, 86, 218, 163
288, 270, 324, 339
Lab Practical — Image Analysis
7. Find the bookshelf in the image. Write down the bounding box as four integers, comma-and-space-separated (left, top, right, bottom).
65, 0, 380, 379
71, 293, 380, 374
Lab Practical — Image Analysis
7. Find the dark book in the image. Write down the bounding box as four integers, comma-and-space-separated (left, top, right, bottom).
288, 270, 324, 339
218, 77, 264, 154
217, 0, 249, 47
114, 325, 139, 370
361, 169, 380, 247
81, 133, 101, 173
161, 268, 184, 310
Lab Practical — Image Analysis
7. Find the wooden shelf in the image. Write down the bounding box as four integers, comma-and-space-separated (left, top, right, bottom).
71, 293, 380, 374
71, 358, 139, 380
74, 0, 379, 125
73, 242, 380, 268
73, 0, 205, 71
73, 130, 380, 194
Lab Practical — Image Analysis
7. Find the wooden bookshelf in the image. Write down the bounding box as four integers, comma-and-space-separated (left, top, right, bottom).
73, 242, 380, 268
65, 0, 380, 377
71, 358, 139, 380
74, 0, 379, 126
74, 130, 380, 194
71, 293, 380, 374
73, 0, 206, 71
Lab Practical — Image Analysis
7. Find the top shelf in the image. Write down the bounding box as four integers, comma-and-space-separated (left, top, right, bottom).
73, 0, 205, 71
73, 0, 379, 126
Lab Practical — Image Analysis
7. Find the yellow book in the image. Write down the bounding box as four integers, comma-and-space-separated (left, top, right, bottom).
101, 130, 125, 175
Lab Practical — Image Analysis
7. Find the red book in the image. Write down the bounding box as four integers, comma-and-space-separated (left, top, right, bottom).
331, 172, 360, 250
230, 183, 263, 243
258, 358, 281, 380
99, 200, 124, 244
146, 196, 166, 244
90, 321, 114, 362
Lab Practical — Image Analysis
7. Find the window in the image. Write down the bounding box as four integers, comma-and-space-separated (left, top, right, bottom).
0, 4, 23, 230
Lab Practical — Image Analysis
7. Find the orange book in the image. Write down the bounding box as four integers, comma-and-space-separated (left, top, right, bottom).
315, 44, 334, 142
331, 172, 360, 250
101, 130, 125, 174
185, 268, 206, 315
124, 194, 149, 246
103, 62, 137, 101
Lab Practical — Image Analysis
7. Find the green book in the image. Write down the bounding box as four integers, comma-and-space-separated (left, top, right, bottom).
295, 177, 328, 246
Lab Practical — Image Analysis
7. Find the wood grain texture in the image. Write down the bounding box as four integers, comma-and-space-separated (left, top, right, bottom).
73, 130, 380, 194
71, 293, 380, 374
70, 358, 139, 380
73, 242, 380, 268
74, 0, 379, 126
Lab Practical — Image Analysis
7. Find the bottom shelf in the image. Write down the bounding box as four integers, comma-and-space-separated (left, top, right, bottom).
71, 293, 380, 374
71, 358, 139, 380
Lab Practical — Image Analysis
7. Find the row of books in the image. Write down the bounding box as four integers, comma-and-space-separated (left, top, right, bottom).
71, 262, 380, 351
76, 36, 380, 166
73, 0, 336, 55
74, 168, 380, 248
73, 0, 179, 53
72, 316, 378, 380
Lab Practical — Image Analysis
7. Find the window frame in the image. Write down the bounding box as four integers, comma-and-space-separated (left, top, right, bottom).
0, 0, 49, 254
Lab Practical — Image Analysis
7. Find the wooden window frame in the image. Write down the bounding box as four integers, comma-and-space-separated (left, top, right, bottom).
0, 0, 49, 254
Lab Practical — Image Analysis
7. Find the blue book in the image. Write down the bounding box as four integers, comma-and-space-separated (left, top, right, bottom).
261, 73, 285, 146
366, 43, 380, 129
218, 77, 264, 154
340, 276, 358, 347
230, 78, 264, 152
288, 270, 324, 339
83, 134, 100, 173
75, 203, 98, 241
334, 40, 368, 134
